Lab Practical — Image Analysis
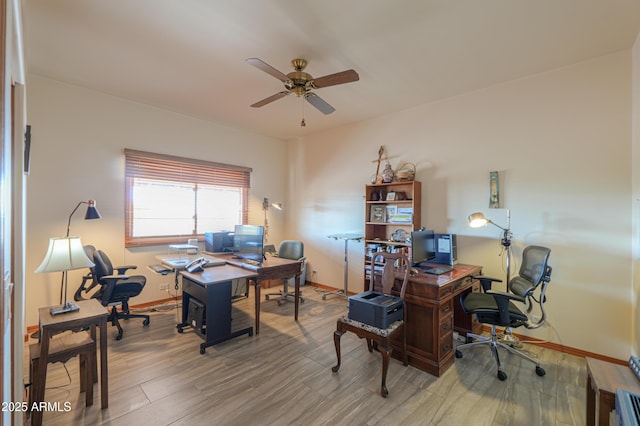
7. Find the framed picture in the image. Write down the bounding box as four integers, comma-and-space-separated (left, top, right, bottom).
386, 192, 396, 201
370, 205, 386, 223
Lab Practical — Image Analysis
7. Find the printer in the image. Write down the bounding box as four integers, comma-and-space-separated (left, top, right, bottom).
348, 291, 404, 329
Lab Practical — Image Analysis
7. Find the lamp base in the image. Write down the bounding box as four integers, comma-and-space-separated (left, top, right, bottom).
50, 301, 80, 315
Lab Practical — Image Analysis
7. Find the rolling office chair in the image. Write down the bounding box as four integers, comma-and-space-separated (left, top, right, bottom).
455, 245, 552, 381
332, 251, 409, 397
264, 240, 306, 305
74, 245, 150, 340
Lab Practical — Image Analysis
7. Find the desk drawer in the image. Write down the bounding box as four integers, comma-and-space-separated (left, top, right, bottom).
440, 332, 454, 358
439, 315, 453, 336
440, 299, 453, 316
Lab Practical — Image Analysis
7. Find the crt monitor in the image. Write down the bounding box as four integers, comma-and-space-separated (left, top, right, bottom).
410, 229, 436, 267
233, 225, 264, 262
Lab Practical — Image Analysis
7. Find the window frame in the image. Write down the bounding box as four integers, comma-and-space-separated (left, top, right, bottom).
124, 149, 251, 248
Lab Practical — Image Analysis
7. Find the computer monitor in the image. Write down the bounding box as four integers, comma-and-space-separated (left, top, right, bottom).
233, 225, 264, 262
204, 231, 234, 253
410, 229, 436, 267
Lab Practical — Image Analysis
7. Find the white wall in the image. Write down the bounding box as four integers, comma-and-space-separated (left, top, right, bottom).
25, 75, 287, 327
289, 51, 634, 360
633, 33, 640, 356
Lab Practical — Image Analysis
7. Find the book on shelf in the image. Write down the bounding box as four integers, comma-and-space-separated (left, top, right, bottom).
388, 214, 413, 224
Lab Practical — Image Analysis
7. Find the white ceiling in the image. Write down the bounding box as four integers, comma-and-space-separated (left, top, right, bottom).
22, 0, 640, 141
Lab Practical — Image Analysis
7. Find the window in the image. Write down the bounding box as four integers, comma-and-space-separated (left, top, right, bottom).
124, 149, 251, 247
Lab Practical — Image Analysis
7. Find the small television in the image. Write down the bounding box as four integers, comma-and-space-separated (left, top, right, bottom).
233, 225, 264, 263
410, 229, 436, 267
204, 231, 234, 253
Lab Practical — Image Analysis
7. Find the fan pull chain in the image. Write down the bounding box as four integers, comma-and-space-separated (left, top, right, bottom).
300, 96, 306, 127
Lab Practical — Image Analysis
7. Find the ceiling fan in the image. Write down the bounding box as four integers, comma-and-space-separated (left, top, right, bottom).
246, 58, 359, 126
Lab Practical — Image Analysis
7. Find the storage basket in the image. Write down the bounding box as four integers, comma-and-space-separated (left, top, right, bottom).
395, 163, 416, 181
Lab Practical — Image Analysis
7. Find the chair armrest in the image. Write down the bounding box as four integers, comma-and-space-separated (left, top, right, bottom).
486, 290, 526, 325
115, 265, 137, 274
101, 274, 130, 281
297, 256, 307, 263
486, 290, 526, 304
472, 275, 502, 292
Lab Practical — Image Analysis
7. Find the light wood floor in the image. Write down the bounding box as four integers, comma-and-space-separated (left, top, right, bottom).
25, 286, 587, 425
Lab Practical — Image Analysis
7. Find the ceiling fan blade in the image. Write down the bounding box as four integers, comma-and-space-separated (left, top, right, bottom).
305, 92, 335, 115
250, 91, 290, 108
312, 69, 359, 88
246, 58, 290, 83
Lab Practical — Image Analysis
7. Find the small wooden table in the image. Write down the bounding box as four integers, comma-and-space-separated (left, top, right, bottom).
586, 357, 640, 425
32, 299, 108, 425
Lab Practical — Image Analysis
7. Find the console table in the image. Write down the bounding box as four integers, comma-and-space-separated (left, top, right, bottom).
393, 263, 483, 376
586, 357, 640, 425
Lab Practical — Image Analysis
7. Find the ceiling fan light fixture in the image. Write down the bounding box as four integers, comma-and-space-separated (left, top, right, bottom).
246, 57, 359, 123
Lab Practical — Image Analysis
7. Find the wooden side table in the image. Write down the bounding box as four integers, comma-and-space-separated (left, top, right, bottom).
31, 299, 108, 426
586, 357, 640, 426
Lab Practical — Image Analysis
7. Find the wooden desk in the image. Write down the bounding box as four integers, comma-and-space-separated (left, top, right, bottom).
586, 357, 640, 426
223, 254, 303, 335
393, 263, 483, 376
33, 300, 108, 425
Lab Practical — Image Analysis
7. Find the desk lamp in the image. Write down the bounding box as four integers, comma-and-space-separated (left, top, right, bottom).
468, 210, 513, 283
66, 199, 101, 237
35, 236, 95, 315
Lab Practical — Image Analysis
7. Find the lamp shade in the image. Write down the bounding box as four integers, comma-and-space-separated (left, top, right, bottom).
35, 236, 94, 273
84, 200, 101, 220
468, 212, 489, 228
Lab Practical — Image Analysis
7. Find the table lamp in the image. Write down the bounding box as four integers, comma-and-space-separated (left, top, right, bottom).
35, 236, 95, 315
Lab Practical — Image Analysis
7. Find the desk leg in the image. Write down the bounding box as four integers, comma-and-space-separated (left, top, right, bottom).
100, 317, 108, 409
294, 274, 300, 321
586, 373, 595, 426
254, 279, 261, 335
598, 391, 615, 426
31, 331, 50, 426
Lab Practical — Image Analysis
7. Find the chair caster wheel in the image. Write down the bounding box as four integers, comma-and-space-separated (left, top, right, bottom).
200, 348, 205, 354
115, 334, 122, 341
265, 295, 270, 300
455, 350, 463, 359
497, 370, 507, 381
535, 366, 546, 376
277, 300, 283, 306
143, 318, 150, 326
177, 328, 184, 333
300, 297, 305, 303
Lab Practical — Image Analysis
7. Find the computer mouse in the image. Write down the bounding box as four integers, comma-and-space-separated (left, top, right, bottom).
410, 268, 419, 275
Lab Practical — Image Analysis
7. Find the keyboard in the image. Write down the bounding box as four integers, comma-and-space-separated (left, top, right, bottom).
241, 262, 259, 271
201, 256, 226, 267
423, 265, 454, 275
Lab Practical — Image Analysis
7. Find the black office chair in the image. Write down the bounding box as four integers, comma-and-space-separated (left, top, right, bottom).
454, 245, 552, 381
74, 245, 150, 340
264, 240, 306, 305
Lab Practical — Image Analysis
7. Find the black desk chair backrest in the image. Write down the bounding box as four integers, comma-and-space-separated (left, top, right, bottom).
509, 245, 552, 299
75, 245, 150, 340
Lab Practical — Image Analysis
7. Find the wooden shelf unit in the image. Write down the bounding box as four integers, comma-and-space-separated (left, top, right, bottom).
364, 181, 421, 286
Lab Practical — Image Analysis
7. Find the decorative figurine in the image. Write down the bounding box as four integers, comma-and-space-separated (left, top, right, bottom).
381, 163, 395, 183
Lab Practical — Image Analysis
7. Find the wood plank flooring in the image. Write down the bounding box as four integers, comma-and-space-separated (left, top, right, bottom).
25, 287, 587, 425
